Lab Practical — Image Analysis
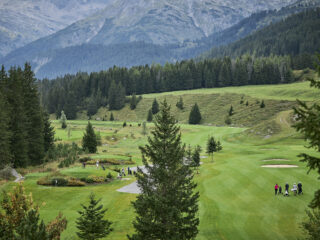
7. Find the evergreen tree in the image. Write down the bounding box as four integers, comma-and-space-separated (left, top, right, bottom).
141, 122, 147, 136
64, 91, 78, 119
0, 89, 12, 169
228, 105, 234, 116
206, 136, 216, 162
260, 100, 265, 108
225, 115, 232, 125
123, 121, 127, 128
43, 111, 55, 153
176, 96, 184, 110
87, 96, 98, 117
192, 145, 201, 171
82, 122, 97, 153
189, 103, 202, 124
147, 109, 153, 122
7, 67, 29, 168
216, 141, 223, 152
246, 101, 249, 106
15, 209, 48, 240
108, 81, 125, 110
110, 112, 114, 121
130, 93, 137, 110
151, 98, 159, 114
76, 193, 112, 240
293, 54, 320, 238
23, 63, 45, 165
128, 100, 199, 240
60, 111, 67, 129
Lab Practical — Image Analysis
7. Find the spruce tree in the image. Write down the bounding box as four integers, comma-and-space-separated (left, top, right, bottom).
293, 54, 320, 238
7, 67, 29, 168
82, 122, 97, 153
176, 96, 184, 110
206, 136, 216, 162
141, 122, 147, 136
64, 91, 78, 119
260, 100, 265, 108
0, 87, 12, 168
128, 100, 199, 240
151, 98, 159, 114
23, 63, 45, 165
43, 111, 55, 152
108, 81, 125, 110
228, 105, 234, 116
147, 109, 153, 122
60, 111, 67, 129
76, 193, 112, 240
110, 112, 114, 121
192, 145, 201, 172
189, 103, 202, 124
246, 101, 249, 106
130, 93, 137, 110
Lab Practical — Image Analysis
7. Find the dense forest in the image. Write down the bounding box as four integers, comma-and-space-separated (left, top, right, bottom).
200, 8, 320, 69
0, 64, 54, 168
40, 55, 294, 119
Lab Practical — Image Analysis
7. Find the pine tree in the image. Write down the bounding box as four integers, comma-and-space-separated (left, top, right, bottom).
110, 112, 114, 121
87, 96, 98, 117
189, 103, 202, 124
206, 136, 216, 162
151, 98, 159, 114
22, 63, 45, 165
192, 145, 201, 171
141, 122, 147, 136
246, 101, 249, 106
0, 87, 12, 168
82, 122, 97, 153
15, 209, 48, 240
225, 115, 232, 125
228, 105, 234, 116
43, 111, 55, 152
147, 109, 153, 122
60, 111, 67, 129
64, 91, 78, 119
176, 96, 184, 110
260, 100, 265, 108
128, 100, 199, 240
130, 93, 137, 110
7, 67, 29, 168
76, 193, 112, 240
293, 54, 320, 239
108, 81, 125, 110
216, 141, 223, 152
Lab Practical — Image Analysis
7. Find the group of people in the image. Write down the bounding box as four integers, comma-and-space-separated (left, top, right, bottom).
274, 182, 303, 196
117, 167, 136, 178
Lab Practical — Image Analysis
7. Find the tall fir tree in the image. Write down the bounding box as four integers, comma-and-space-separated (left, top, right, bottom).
23, 63, 45, 165
60, 111, 67, 129
43, 111, 55, 152
147, 109, 153, 122
176, 96, 184, 110
64, 91, 78, 119
82, 122, 97, 153
293, 54, 320, 239
76, 193, 113, 240
110, 112, 114, 121
7, 67, 29, 168
206, 136, 216, 162
130, 93, 137, 110
108, 81, 125, 110
129, 100, 199, 240
151, 98, 159, 114
189, 103, 202, 124
228, 105, 234, 116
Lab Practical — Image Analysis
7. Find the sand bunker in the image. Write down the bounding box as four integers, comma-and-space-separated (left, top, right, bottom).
262, 159, 290, 162
261, 165, 298, 168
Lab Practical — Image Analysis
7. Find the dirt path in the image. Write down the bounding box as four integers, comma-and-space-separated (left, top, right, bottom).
11, 168, 24, 182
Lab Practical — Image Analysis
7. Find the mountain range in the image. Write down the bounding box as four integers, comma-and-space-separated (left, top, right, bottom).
1, 0, 317, 79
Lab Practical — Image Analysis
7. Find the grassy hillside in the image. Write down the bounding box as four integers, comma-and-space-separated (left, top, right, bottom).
0, 119, 318, 240
84, 76, 319, 135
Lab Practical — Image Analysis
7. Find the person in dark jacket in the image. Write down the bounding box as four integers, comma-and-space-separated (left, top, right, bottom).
278, 186, 282, 195
285, 183, 289, 192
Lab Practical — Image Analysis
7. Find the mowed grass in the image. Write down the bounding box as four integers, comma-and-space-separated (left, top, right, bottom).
1, 119, 318, 240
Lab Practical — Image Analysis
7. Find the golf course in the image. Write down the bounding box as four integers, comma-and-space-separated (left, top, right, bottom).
1, 80, 319, 240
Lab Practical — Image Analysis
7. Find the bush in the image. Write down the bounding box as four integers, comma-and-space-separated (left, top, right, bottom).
85, 175, 105, 184
0, 167, 13, 180
37, 178, 52, 186
51, 178, 68, 186
86, 158, 135, 165
67, 179, 85, 186
79, 157, 91, 163
106, 172, 113, 180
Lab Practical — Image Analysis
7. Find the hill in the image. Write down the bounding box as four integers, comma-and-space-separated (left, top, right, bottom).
200, 7, 320, 61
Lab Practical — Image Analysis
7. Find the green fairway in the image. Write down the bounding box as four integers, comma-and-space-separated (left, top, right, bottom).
1, 118, 318, 240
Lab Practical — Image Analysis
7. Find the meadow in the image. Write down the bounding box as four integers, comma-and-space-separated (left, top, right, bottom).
1, 79, 320, 240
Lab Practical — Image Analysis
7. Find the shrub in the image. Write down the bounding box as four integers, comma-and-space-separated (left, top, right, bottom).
106, 173, 113, 180
85, 175, 105, 184
51, 178, 68, 186
67, 179, 85, 186
0, 166, 13, 180
79, 157, 92, 163
37, 178, 52, 186
86, 158, 135, 165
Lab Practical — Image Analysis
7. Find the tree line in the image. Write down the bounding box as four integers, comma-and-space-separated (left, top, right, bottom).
0, 63, 54, 168
200, 8, 320, 70
40, 55, 294, 119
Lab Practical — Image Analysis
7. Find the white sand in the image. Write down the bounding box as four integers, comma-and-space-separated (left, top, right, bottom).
261, 165, 298, 168
262, 159, 290, 162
